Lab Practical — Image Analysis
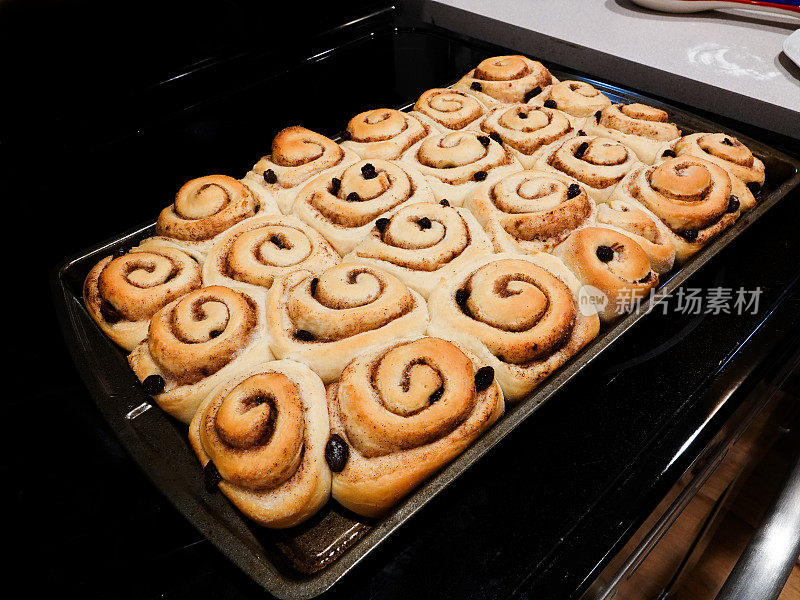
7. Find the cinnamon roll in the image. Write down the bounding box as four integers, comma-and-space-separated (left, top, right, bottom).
292, 159, 435, 255
585, 103, 681, 164
340, 109, 430, 160
156, 175, 260, 255
667, 133, 765, 208
476, 104, 580, 168
411, 88, 488, 133
594, 199, 676, 274
533, 135, 641, 202
400, 130, 522, 206
241, 126, 359, 214
129, 285, 270, 423
464, 170, 596, 254
427, 253, 600, 401
83, 239, 202, 351
553, 227, 659, 323
203, 214, 340, 295
189, 360, 330, 528
452, 55, 557, 107
610, 156, 743, 263
327, 336, 503, 518
266, 263, 429, 383
189, 360, 331, 529
342, 201, 494, 298
528, 80, 612, 118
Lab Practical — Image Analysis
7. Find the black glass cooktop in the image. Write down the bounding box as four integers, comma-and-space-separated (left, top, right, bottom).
10, 11, 800, 600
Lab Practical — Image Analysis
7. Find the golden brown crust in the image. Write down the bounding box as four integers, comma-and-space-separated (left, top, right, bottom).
452, 55, 557, 106
553, 227, 659, 322
292, 158, 435, 255
341, 109, 430, 160
400, 130, 523, 206
465, 169, 596, 254
528, 80, 611, 118
83, 239, 202, 351
266, 264, 429, 383
477, 104, 580, 168
203, 214, 340, 294
242, 126, 359, 213
533, 135, 642, 202
671, 132, 765, 194
411, 88, 488, 132
156, 175, 259, 255
189, 361, 331, 528
427, 253, 599, 401
610, 156, 745, 263
128, 285, 271, 423
585, 103, 681, 164
343, 202, 494, 298
328, 337, 503, 518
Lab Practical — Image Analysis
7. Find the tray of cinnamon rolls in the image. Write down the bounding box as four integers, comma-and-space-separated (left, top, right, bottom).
53, 51, 800, 599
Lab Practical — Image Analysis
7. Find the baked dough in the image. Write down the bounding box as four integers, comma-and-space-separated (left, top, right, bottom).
156, 175, 262, 256
291, 158, 435, 255
610, 156, 745, 263
400, 130, 522, 206
452, 55, 557, 107
532, 135, 641, 202
553, 227, 659, 323
427, 252, 599, 401
464, 169, 596, 254
475, 104, 580, 168
341, 109, 430, 160
241, 126, 359, 213
128, 285, 271, 423
343, 201, 494, 298
203, 213, 340, 295
189, 360, 330, 528
528, 80, 611, 118
411, 88, 488, 133
584, 103, 681, 164
83, 239, 202, 351
266, 263, 429, 383
327, 336, 503, 518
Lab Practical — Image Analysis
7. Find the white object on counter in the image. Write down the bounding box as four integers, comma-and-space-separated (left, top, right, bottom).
786, 29, 800, 69
409, 0, 800, 138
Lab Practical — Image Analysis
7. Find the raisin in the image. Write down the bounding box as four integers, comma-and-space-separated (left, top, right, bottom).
473, 170, 488, 181
325, 435, 349, 472
474, 366, 495, 391
203, 461, 223, 492
566, 183, 581, 199
596, 245, 614, 262
142, 374, 165, 395
263, 169, 277, 184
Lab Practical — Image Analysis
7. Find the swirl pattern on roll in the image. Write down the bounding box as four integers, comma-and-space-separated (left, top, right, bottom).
156, 176, 259, 251
595, 199, 675, 273
341, 109, 430, 160
585, 103, 681, 164
452, 55, 556, 106
400, 130, 522, 206
242, 126, 359, 213
670, 133, 764, 210
189, 361, 330, 528
83, 240, 202, 351
292, 158, 435, 255
528, 80, 611, 118
411, 88, 488, 133
533, 135, 641, 202
128, 285, 270, 423
465, 170, 596, 254
610, 156, 741, 263
266, 263, 429, 383
477, 104, 579, 168
554, 227, 659, 323
343, 201, 494, 298
327, 337, 503, 517
204, 214, 340, 294
428, 253, 599, 401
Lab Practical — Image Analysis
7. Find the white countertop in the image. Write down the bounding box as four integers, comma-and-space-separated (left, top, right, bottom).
412, 0, 800, 137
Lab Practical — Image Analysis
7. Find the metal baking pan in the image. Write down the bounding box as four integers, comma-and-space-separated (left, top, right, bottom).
51, 25, 800, 600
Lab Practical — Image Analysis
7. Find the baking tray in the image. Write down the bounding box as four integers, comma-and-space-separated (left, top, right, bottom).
51, 25, 800, 600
